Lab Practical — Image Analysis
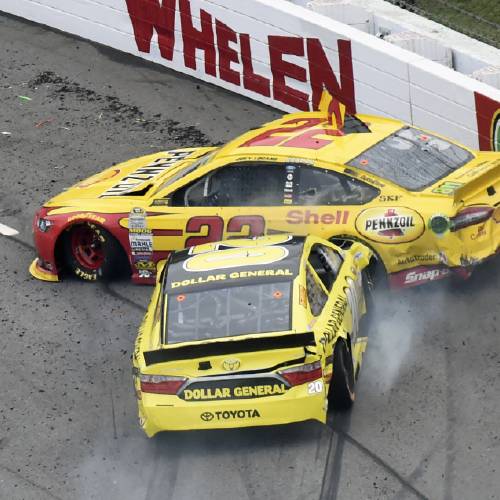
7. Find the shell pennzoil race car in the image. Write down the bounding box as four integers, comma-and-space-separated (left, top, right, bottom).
31, 91, 500, 288
132, 234, 372, 435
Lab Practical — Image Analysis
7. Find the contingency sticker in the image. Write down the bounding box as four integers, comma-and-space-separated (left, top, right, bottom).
128, 207, 154, 277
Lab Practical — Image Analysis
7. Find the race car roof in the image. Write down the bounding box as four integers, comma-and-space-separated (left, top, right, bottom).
164, 235, 305, 294
215, 111, 404, 167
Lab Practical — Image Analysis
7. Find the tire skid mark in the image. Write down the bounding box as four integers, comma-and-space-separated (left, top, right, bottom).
101, 283, 147, 312
444, 334, 456, 500
1, 234, 35, 252
336, 429, 429, 500
110, 387, 118, 440
319, 411, 351, 500
144, 435, 182, 500
0, 463, 65, 500
391, 439, 444, 500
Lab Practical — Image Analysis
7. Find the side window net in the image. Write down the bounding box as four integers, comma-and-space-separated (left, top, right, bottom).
308, 244, 342, 291
297, 166, 379, 206
306, 265, 328, 316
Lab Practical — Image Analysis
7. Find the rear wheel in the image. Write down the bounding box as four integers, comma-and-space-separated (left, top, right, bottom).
63, 223, 128, 281
328, 339, 356, 411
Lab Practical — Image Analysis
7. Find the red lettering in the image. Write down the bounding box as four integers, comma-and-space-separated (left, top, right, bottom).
185, 216, 224, 247
474, 91, 500, 151
216, 20, 240, 86
281, 125, 341, 149
321, 213, 334, 224
240, 33, 271, 97
286, 210, 349, 225
304, 210, 319, 224
307, 38, 356, 114
268, 36, 308, 111
125, 0, 176, 59
227, 215, 265, 237
179, 0, 216, 77
240, 117, 322, 147
286, 210, 302, 224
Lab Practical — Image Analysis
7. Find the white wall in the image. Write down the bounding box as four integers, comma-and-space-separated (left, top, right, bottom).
1, 0, 500, 151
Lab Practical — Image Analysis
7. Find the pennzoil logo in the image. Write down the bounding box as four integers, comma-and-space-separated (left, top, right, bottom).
222, 358, 240, 371
355, 207, 425, 244
200, 409, 261, 422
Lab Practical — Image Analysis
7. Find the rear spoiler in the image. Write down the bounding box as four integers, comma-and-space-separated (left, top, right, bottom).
454, 162, 500, 203
143, 332, 315, 366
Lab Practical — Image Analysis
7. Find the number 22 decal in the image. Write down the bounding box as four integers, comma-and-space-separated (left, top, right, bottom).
185, 215, 265, 247
240, 117, 341, 150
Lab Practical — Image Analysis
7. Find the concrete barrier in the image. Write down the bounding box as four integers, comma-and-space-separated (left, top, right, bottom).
2, 0, 500, 151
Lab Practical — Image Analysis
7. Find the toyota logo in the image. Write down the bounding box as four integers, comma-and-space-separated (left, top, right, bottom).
200, 412, 214, 422
222, 358, 240, 371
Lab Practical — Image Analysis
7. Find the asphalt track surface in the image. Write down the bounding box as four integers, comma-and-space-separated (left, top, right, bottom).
0, 13, 499, 500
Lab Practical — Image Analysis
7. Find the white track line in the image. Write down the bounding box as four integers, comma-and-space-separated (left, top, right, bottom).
0, 223, 19, 236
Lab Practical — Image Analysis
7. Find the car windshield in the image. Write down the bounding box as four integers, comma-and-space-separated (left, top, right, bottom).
347, 127, 474, 190
155, 149, 218, 194
166, 281, 292, 343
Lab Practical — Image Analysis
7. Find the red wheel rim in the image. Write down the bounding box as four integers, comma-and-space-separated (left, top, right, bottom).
71, 226, 105, 270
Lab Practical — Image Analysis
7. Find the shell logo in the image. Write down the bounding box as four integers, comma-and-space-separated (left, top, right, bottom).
355, 207, 425, 244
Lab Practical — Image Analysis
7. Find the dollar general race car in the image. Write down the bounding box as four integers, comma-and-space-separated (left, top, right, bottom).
31, 91, 500, 288
132, 234, 372, 435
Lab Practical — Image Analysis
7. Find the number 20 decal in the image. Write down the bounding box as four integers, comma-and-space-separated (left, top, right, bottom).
185, 215, 265, 248
307, 380, 324, 394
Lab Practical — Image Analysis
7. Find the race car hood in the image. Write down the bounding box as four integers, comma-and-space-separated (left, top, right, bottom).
45, 147, 214, 205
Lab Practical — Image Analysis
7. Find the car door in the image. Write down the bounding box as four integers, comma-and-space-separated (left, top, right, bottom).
147, 161, 291, 253
284, 164, 380, 240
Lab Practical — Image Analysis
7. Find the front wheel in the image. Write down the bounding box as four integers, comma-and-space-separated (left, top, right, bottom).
63, 223, 128, 281
328, 339, 356, 411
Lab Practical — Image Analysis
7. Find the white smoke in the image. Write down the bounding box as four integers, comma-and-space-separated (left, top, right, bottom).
364, 283, 445, 393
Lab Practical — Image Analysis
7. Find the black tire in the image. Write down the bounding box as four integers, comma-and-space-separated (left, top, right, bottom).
63, 223, 128, 281
328, 339, 356, 411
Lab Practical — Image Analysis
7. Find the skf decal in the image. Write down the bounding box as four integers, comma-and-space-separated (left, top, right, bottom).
67, 213, 106, 224
100, 150, 191, 197
355, 207, 424, 244
286, 209, 349, 225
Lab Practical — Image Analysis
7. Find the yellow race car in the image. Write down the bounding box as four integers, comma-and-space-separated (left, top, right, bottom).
31, 91, 500, 287
132, 234, 372, 435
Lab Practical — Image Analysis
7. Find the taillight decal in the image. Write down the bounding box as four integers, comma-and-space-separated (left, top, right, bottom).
450, 206, 493, 231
